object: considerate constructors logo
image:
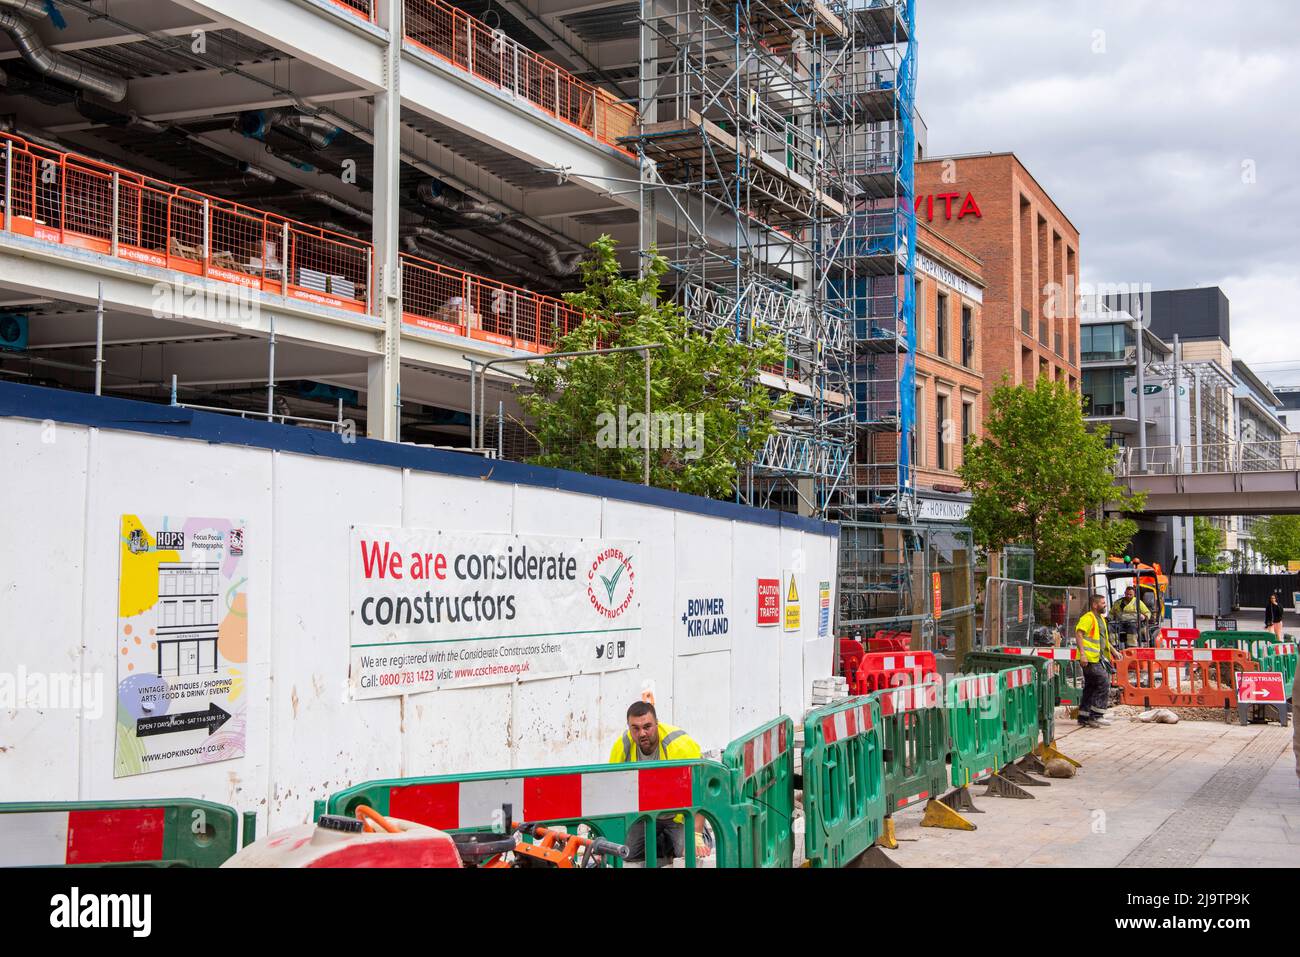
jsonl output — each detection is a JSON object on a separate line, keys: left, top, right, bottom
{"left": 586, "top": 548, "right": 635, "bottom": 619}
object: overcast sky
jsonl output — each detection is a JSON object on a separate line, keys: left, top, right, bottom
{"left": 916, "top": 0, "right": 1300, "bottom": 388}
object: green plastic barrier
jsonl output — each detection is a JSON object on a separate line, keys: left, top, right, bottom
{"left": 325, "top": 758, "right": 747, "bottom": 868}
{"left": 965, "top": 651, "right": 1055, "bottom": 747}
{"left": 1253, "top": 641, "right": 1297, "bottom": 692}
{"left": 802, "top": 696, "right": 886, "bottom": 868}
{"left": 0, "top": 799, "right": 243, "bottom": 867}
{"left": 992, "top": 645, "right": 1082, "bottom": 712}
{"left": 872, "top": 682, "right": 948, "bottom": 815}
{"left": 998, "top": 665, "right": 1039, "bottom": 763}
{"left": 945, "top": 672, "right": 1003, "bottom": 787}
{"left": 721, "top": 715, "right": 795, "bottom": 868}
{"left": 1198, "top": 630, "right": 1274, "bottom": 659}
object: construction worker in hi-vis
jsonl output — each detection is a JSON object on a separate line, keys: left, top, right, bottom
{"left": 609, "top": 700, "right": 710, "bottom": 863}
{"left": 1074, "top": 594, "right": 1116, "bottom": 729}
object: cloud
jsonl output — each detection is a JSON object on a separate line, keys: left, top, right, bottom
{"left": 916, "top": 0, "right": 1299, "bottom": 365}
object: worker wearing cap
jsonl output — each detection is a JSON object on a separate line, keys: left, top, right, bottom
{"left": 1074, "top": 593, "right": 1116, "bottom": 728}
{"left": 1116, "top": 586, "right": 1151, "bottom": 619}
{"left": 610, "top": 700, "right": 710, "bottom": 864}
{"left": 1114, "top": 586, "right": 1152, "bottom": 648}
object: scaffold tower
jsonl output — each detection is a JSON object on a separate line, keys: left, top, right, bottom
{"left": 632, "top": 0, "right": 859, "bottom": 515}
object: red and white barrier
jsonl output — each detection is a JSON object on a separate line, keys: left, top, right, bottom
{"left": 951, "top": 673, "right": 997, "bottom": 703}
{"left": 878, "top": 682, "right": 940, "bottom": 716}
{"left": 995, "top": 646, "right": 1078, "bottom": 660}
{"left": 1125, "top": 648, "right": 1246, "bottom": 663}
{"left": 0, "top": 807, "right": 165, "bottom": 866}
{"left": 1004, "top": 666, "right": 1035, "bottom": 689}
{"left": 740, "top": 723, "right": 789, "bottom": 780}
{"left": 820, "top": 703, "right": 872, "bottom": 744}
{"left": 387, "top": 765, "right": 694, "bottom": 830}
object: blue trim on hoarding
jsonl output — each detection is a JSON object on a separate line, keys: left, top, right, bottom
{"left": 0, "top": 381, "right": 839, "bottom": 537}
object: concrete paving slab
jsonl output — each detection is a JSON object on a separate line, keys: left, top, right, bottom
{"left": 884, "top": 712, "right": 1298, "bottom": 868}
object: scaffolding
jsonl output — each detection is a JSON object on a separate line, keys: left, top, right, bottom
{"left": 632, "top": 0, "right": 860, "bottom": 514}
{"left": 828, "top": 0, "right": 918, "bottom": 521}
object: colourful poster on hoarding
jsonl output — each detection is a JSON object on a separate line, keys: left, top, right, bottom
{"left": 818, "top": 581, "right": 831, "bottom": 637}
{"left": 115, "top": 515, "right": 248, "bottom": 777}
{"left": 349, "top": 526, "right": 641, "bottom": 696}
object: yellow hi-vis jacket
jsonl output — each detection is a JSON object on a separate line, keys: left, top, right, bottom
{"left": 1074, "top": 611, "right": 1114, "bottom": 663}
{"left": 609, "top": 723, "right": 701, "bottom": 763}
{"left": 1117, "top": 598, "right": 1151, "bottom": 616}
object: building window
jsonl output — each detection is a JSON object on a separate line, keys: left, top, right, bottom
{"left": 962, "top": 401, "right": 973, "bottom": 450}
{"left": 961, "top": 305, "right": 973, "bottom": 368}
{"left": 1080, "top": 322, "right": 1133, "bottom": 362}
{"left": 935, "top": 292, "right": 948, "bottom": 359}
{"left": 936, "top": 393, "right": 949, "bottom": 470}
{"left": 1081, "top": 368, "right": 1129, "bottom": 417}
{"left": 913, "top": 386, "right": 924, "bottom": 467}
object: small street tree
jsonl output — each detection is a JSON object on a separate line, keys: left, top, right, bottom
{"left": 959, "top": 376, "right": 1145, "bottom": 585}
{"left": 518, "top": 236, "right": 790, "bottom": 498}
{"left": 1193, "top": 517, "right": 1231, "bottom": 573}
{"left": 1251, "top": 514, "right": 1300, "bottom": 569}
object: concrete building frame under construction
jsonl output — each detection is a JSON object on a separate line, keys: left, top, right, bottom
{"left": 0, "top": 0, "right": 927, "bottom": 640}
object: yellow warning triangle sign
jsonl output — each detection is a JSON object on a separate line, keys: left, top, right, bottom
{"left": 787, "top": 577, "right": 799, "bottom": 603}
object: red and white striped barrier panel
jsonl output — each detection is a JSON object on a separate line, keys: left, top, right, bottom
{"left": 994, "top": 646, "right": 1079, "bottom": 661}
{"left": 1157, "top": 627, "right": 1200, "bottom": 649}
{"left": 0, "top": 807, "right": 166, "bottom": 866}
{"left": 1003, "top": 666, "right": 1035, "bottom": 690}
{"left": 878, "top": 681, "right": 940, "bottom": 716}
{"left": 1125, "top": 648, "right": 1248, "bottom": 663}
{"left": 385, "top": 766, "right": 694, "bottom": 830}
{"left": 820, "top": 702, "right": 873, "bottom": 744}
{"left": 856, "top": 650, "right": 937, "bottom": 693}
{"left": 950, "top": 673, "right": 998, "bottom": 703}
{"left": 740, "top": 723, "right": 789, "bottom": 780}
{"left": 893, "top": 789, "right": 930, "bottom": 809}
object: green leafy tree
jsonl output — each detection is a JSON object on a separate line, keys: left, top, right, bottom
{"left": 958, "top": 376, "right": 1145, "bottom": 585}
{"left": 1251, "top": 514, "right": 1300, "bottom": 568}
{"left": 518, "top": 236, "right": 790, "bottom": 498}
{"left": 1193, "top": 517, "right": 1231, "bottom": 572}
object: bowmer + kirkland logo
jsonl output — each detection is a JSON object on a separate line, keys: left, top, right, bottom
{"left": 586, "top": 548, "right": 635, "bottom": 620}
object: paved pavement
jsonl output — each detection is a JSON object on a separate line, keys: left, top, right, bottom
{"left": 884, "top": 714, "right": 1299, "bottom": 868}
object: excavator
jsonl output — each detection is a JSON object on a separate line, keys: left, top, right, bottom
{"left": 1089, "top": 555, "right": 1168, "bottom": 648}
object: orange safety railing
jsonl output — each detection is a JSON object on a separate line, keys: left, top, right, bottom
{"left": 400, "top": 251, "right": 585, "bottom": 352}
{"left": 328, "top": 0, "right": 375, "bottom": 20}
{"left": 0, "top": 130, "right": 594, "bottom": 355}
{"left": 0, "top": 132, "right": 372, "bottom": 314}
{"left": 402, "top": 0, "right": 635, "bottom": 155}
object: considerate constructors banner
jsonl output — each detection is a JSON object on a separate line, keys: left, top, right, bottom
{"left": 349, "top": 526, "right": 642, "bottom": 697}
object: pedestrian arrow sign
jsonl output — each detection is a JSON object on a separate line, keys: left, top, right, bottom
{"left": 136, "top": 703, "right": 232, "bottom": 738}
{"left": 1236, "top": 672, "right": 1285, "bottom": 704}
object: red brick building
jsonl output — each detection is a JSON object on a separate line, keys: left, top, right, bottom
{"left": 915, "top": 153, "right": 1081, "bottom": 423}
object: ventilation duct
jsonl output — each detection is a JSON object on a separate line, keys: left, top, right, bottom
{"left": 0, "top": 11, "right": 128, "bottom": 102}
{"left": 406, "top": 225, "right": 554, "bottom": 288}
{"left": 238, "top": 109, "right": 341, "bottom": 151}
{"left": 417, "top": 179, "right": 583, "bottom": 276}
{"left": 401, "top": 235, "right": 477, "bottom": 277}
{"left": 298, "top": 190, "right": 373, "bottom": 225}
